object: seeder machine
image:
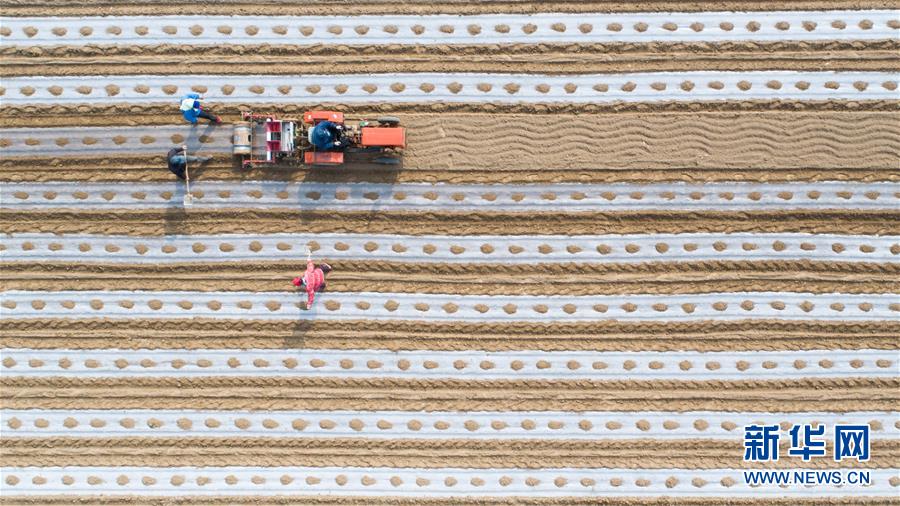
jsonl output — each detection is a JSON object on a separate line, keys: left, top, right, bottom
{"left": 232, "top": 110, "right": 406, "bottom": 169}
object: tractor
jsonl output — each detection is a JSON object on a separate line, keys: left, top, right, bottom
{"left": 232, "top": 110, "right": 405, "bottom": 169}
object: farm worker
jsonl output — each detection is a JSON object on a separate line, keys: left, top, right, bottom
{"left": 309, "top": 121, "right": 346, "bottom": 150}
{"left": 166, "top": 145, "right": 211, "bottom": 180}
{"left": 292, "top": 248, "right": 333, "bottom": 309}
{"left": 179, "top": 92, "right": 221, "bottom": 125}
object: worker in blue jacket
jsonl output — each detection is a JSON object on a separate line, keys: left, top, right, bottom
{"left": 309, "top": 121, "right": 347, "bottom": 150}
{"left": 179, "top": 93, "right": 221, "bottom": 125}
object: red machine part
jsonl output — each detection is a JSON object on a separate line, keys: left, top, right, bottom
{"left": 265, "top": 120, "right": 282, "bottom": 153}
{"left": 304, "top": 151, "right": 345, "bottom": 165}
{"left": 303, "top": 111, "right": 344, "bottom": 124}
{"left": 236, "top": 110, "right": 404, "bottom": 168}
{"left": 360, "top": 127, "right": 406, "bottom": 148}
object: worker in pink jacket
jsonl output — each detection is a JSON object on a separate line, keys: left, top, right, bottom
{"left": 292, "top": 248, "right": 332, "bottom": 309}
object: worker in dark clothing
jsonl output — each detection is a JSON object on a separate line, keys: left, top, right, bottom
{"left": 309, "top": 121, "right": 347, "bottom": 150}
{"left": 167, "top": 145, "right": 211, "bottom": 180}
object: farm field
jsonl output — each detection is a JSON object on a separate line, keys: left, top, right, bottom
{"left": 0, "top": 0, "right": 898, "bottom": 503}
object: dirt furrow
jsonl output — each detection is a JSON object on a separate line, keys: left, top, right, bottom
{"left": 3, "top": 437, "right": 896, "bottom": 469}
{"left": 3, "top": 209, "right": 896, "bottom": 235}
{"left": 2, "top": 319, "right": 896, "bottom": 352}
{"left": 5, "top": 44, "right": 899, "bottom": 77}
{"left": 2, "top": 261, "right": 897, "bottom": 294}
{"left": 7, "top": 40, "right": 898, "bottom": 60}
{"left": 3, "top": 376, "right": 896, "bottom": 411}
{"left": 1, "top": 0, "right": 895, "bottom": 16}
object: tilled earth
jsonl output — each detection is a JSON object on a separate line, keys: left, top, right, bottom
{"left": 0, "top": 1, "right": 898, "bottom": 504}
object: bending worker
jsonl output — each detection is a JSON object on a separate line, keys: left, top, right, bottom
{"left": 166, "top": 145, "right": 211, "bottom": 180}
{"left": 180, "top": 92, "right": 221, "bottom": 125}
{"left": 309, "top": 121, "right": 346, "bottom": 150}
{"left": 292, "top": 248, "right": 333, "bottom": 309}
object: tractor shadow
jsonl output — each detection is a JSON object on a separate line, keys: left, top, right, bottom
{"left": 232, "top": 151, "right": 404, "bottom": 185}
{"left": 246, "top": 150, "right": 404, "bottom": 231}
{"left": 298, "top": 157, "right": 403, "bottom": 234}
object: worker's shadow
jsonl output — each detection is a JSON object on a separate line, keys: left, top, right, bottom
{"left": 181, "top": 122, "right": 219, "bottom": 180}
{"left": 283, "top": 299, "right": 320, "bottom": 349}
{"left": 285, "top": 316, "right": 313, "bottom": 349}
{"left": 163, "top": 185, "right": 190, "bottom": 236}
{"left": 162, "top": 123, "right": 220, "bottom": 236}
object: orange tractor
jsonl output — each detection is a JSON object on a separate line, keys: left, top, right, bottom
{"left": 232, "top": 110, "right": 405, "bottom": 168}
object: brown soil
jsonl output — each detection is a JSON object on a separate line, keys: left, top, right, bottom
{"left": 2, "top": 319, "right": 896, "bottom": 353}
{"left": 9, "top": 260, "right": 889, "bottom": 295}
{"left": 2, "top": 209, "right": 895, "bottom": 236}
{"left": 2, "top": 112, "right": 897, "bottom": 184}
{"left": 3, "top": 13, "right": 897, "bottom": 484}
{"left": 3, "top": 376, "right": 896, "bottom": 411}
{"left": 3, "top": 437, "right": 896, "bottom": 469}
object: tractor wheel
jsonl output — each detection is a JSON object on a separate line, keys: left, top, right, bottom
{"left": 376, "top": 116, "right": 401, "bottom": 126}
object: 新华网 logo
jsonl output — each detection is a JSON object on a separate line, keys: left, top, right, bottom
{"left": 743, "top": 423, "right": 870, "bottom": 462}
